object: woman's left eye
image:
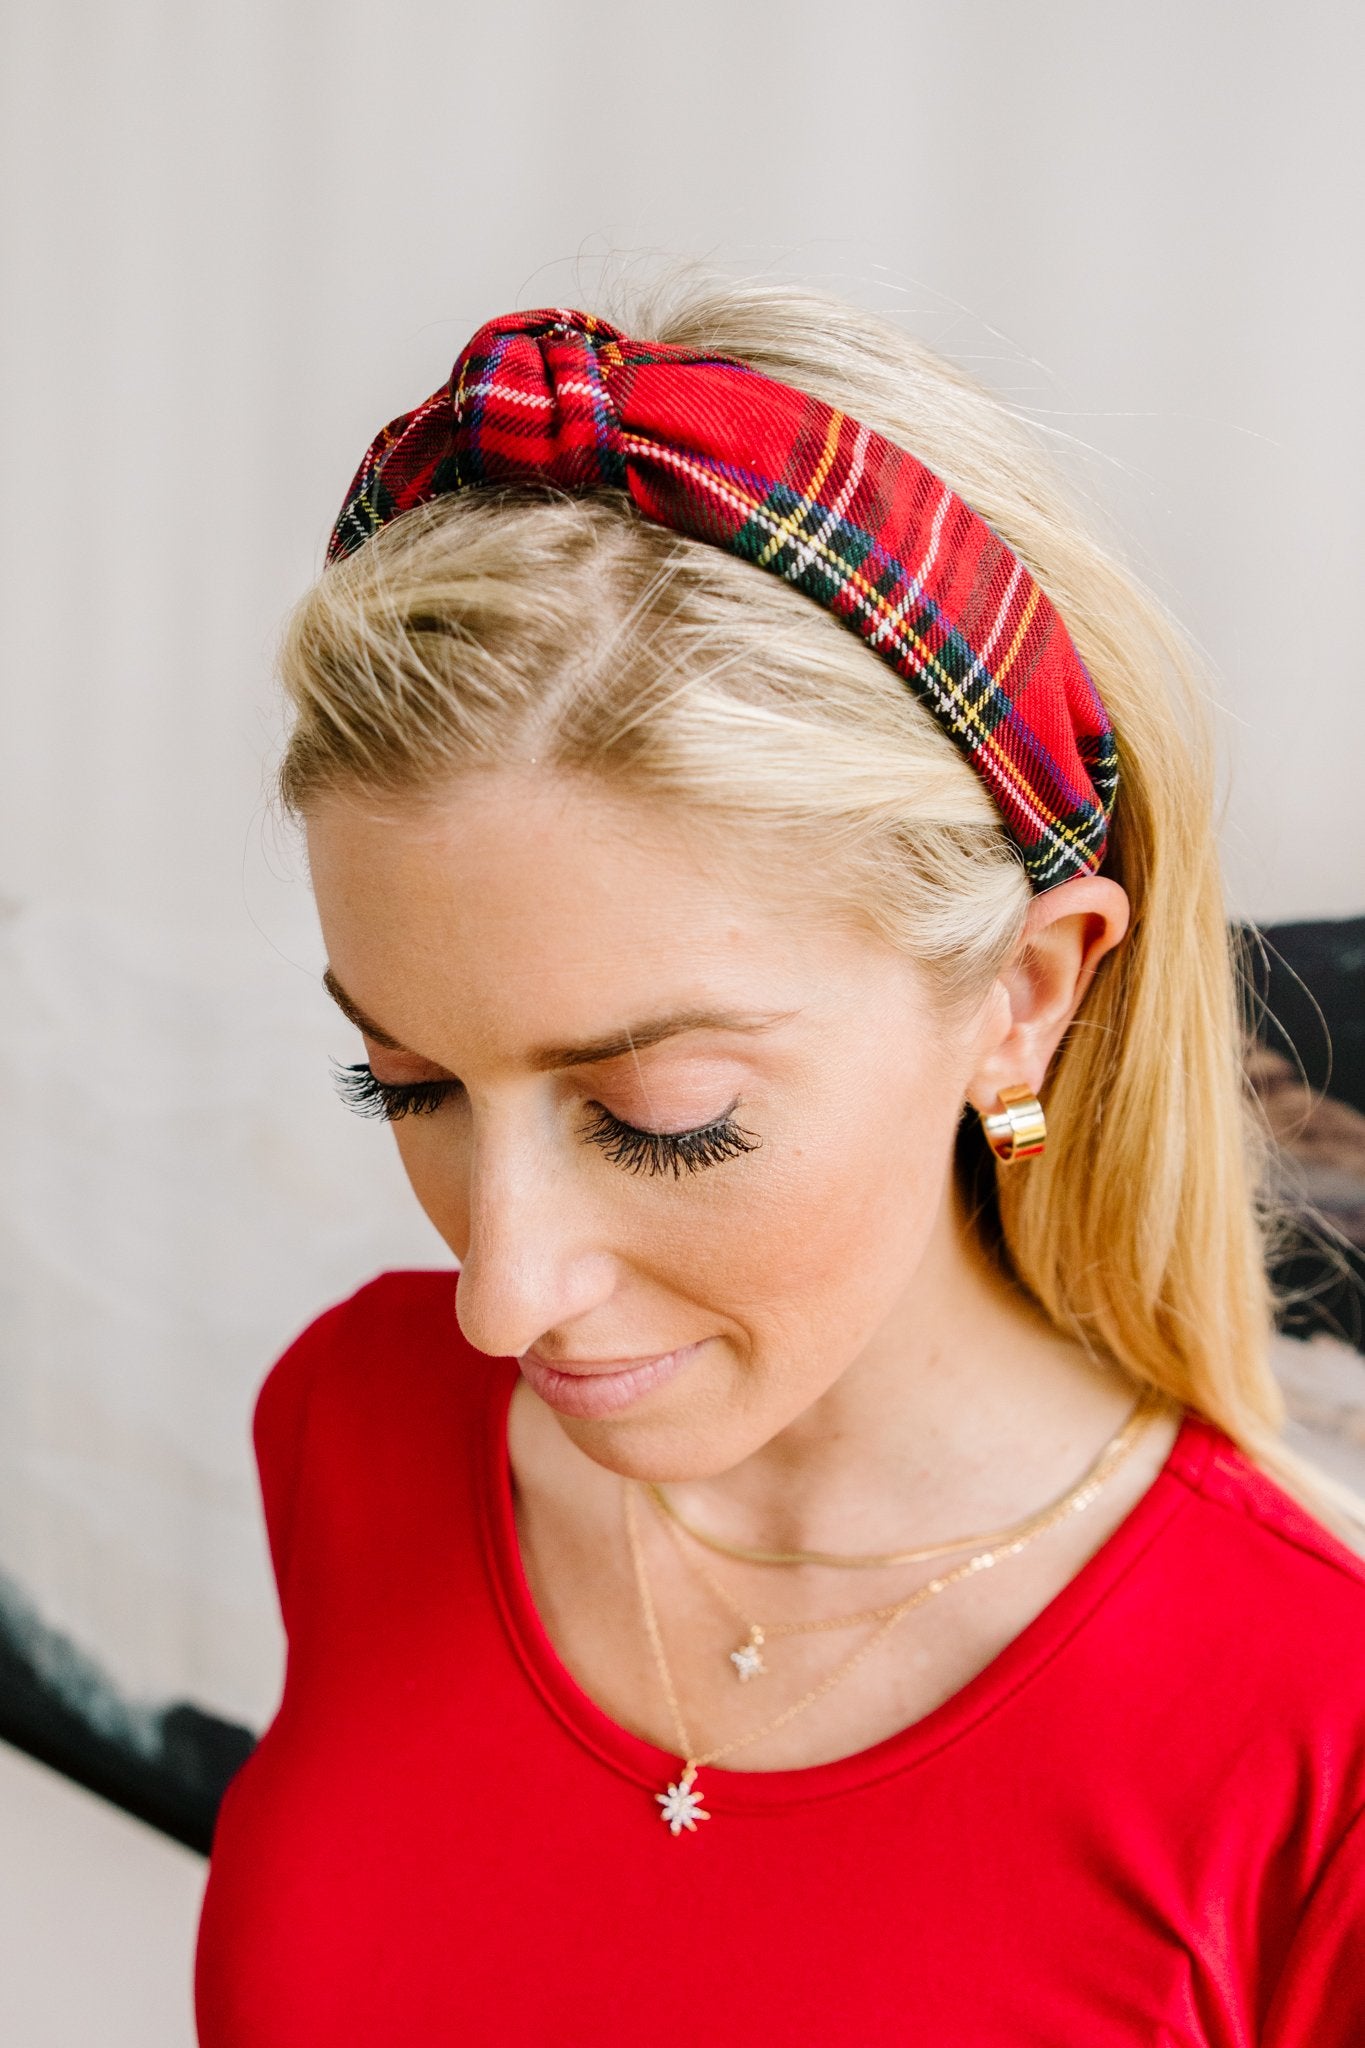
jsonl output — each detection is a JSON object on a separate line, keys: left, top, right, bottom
{"left": 578, "top": 1100, "right": 761, "bottom": 1178}
{"left": 330, "top": 1060, "right": 760, "bottom": 1177}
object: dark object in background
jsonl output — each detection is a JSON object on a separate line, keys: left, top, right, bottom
{"left": 1241, "top": 918, "right": 1365, "bottom": 1352}
{"left": 1244, "top": 919, "right": 1365, "bottom": 1116}
{"left": 0, "top": 1570, "right": 254, "bottom": 1854}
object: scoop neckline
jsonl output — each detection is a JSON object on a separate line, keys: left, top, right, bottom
{"left": 476, "top": 1360, "right": 1212, "bottom": 1814}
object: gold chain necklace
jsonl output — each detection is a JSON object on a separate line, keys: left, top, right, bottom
{"left": 649, "top": 1484, "right": 926, "bottom": 1682}
{"left": 625, "top": 1392, "right": 1162, "bottom": 1834}
{"left": 644, "top": 1383, "right": 1168, "bottom": 1570}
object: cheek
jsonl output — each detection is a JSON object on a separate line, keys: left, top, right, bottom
{"left": 387, "top": 1114, "right": 473, "bottom": 1250}
{"left": 647, "top": 1056, "right": 961, "bottom": 1390}
{"left": 631, "top": 1064, "right": 964, "bottom": 1468}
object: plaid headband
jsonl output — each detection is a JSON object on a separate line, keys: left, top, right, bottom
{"left": 327, "top": 307, "right": 1117, "bottom": 891}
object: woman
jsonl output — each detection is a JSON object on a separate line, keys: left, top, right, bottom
{"left": 194, "top": 275, "right": 1365, "bottom": 2044}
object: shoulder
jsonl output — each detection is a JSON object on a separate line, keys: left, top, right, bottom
{"left": 1158, "top": 1410, "right": 1365, "bottom": 1766}
{"left": 265, "top": 1264, "right": 463, "bottom": 1363}
{"left": 249, "top": 1268, "right": 503, "bottom": 1619}
{"left": 1168, "top": 1409, "right": 1365, "bottom": 1602}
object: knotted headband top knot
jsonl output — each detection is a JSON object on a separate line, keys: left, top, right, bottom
{"left": 327, "top": 307, "right": 1118, "bottom": 892}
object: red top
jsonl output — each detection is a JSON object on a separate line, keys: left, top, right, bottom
{"left": 195, "top": 1269, "right": 1365, "bottom": 2046}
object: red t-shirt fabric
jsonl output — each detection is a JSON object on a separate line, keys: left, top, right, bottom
{"left": 194, "top": 1268, "right": 1365, "bottom": 2046}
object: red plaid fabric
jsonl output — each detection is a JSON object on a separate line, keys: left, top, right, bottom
{"left": 327, "top": 308, "right": 1117, "bottom": 891}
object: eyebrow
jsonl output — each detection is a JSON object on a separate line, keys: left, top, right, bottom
{"left": 321, "top": 967, "right": 793, "bottom": 1071}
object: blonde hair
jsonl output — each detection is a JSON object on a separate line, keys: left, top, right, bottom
{"left": 277, "top": 266, "right": 1365, "bottom": 1549}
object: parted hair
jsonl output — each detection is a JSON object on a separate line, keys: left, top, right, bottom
{"left": 276, "top": 265, "right": 1365, "bottom": 1548}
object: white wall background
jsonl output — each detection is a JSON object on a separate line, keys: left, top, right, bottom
{"left": 2, "top": 1, "right": 1362, "bottom": 1735}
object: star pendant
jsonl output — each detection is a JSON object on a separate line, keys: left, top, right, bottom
{"left": 656, "top": 1765, "right": 710, "bottom": 1835}
{"left": 729, "top": 1634, "right": 767, "bottom": 1682}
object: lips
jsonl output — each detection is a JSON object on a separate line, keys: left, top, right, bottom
{"left": 517, "top": 1339, "right": 707, "bottom": 1420}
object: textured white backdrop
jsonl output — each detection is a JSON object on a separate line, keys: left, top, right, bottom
{"left": 2, "top": 0, "right": 1362, "bottom": 1732}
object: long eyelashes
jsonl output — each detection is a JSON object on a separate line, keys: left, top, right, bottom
{"left": 330, "top": 1060, "right": 456, "bottom": 1122}
{"left": 576, "top": 1100, "right": 761, "bottom": 1178}
{"left": 329, "top": 1060, "right": 761, "bottom": 1178}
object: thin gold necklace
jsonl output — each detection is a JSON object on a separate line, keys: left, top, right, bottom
{"left": 624, "top": 1391, "right": 1160, "bottom": 1834}
{"left": 645, "top": 1384, "right": 1168, "bottom": 1571}
{"left": 649, "top": 1483, "right": 926, "bottom": 1682}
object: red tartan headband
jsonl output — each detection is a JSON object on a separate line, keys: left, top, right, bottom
{"left": 326, "top": 307, "right": 1118, "bottom": 892}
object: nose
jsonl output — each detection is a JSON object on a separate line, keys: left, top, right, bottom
{"left": 451, "top": 1110, "right": 618, "bottom": 1361}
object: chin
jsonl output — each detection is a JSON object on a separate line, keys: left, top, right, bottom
{"left": 550, "top": 1394, "right": 772, "bottom": 1487}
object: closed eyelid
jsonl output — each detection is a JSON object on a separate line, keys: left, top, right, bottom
{"left": 642, "top": 1095, "right": 742, "bottom": 1140}
{"left": 586, "top": 1052, "right": 748, "bottom": 1136}
{"left": 580, "top": 1098, "right": 761, "bottom": 1176}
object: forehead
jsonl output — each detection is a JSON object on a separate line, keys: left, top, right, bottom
{"left": 303, "top": 771, "right": 904, "bottom": 1061}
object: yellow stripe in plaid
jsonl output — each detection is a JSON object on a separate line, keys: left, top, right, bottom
{"left": 354, "top": 399, "right": 444, "bottom": 541}
{"left": 994, "top": 583, "right": 1042, "bottom": 690}
{"left": 623, "top": 433, "right": 1096, "bottom": 869}
{"left": 755, "top": 410, "right": 845, "bottom": 571}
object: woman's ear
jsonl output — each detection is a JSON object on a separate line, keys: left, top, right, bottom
{"left": 964, "top": 875, "right": 1130, "bottom": 1115}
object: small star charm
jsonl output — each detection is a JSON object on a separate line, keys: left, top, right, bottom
{"left": 656, "top": 1765, "right": 710, "bottom": 1835}
{"left": 729, "top": 1630, "right": 767, "bottom": 1682}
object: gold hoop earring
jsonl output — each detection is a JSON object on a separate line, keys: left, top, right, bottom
{"left": 979, "top": 1084, "right": 1047, "bottom": 1164}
